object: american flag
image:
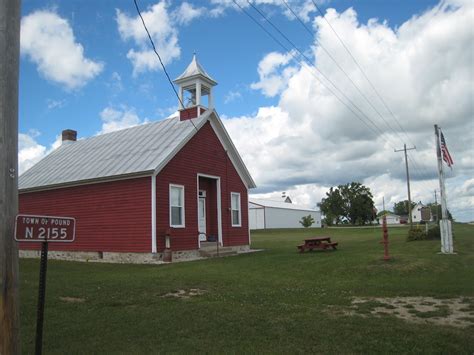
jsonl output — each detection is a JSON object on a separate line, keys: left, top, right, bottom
{"left": 440, "top": 131, "right": 454, "bottom": 168}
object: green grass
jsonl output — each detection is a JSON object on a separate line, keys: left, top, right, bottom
{"left": 19, "top": 223, "right": 474, "bottom": 354}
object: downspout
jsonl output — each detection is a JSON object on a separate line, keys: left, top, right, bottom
{"left": 151, "top": 174, "right": 157, "bottom": 253}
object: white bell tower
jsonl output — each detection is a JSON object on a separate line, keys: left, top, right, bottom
{"left": 173, "top": 54, "right": 217, "bottom": 121}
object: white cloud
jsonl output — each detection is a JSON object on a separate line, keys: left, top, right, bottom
{"left": 172, "top": 2, "right": 205, "bottom": 25}
{"left": 116, "top": 2, "right": 180, "bottom": 75}
{"left": 107, "top": 72, "right": 124, "bottom": 94}
{"left": 210, "top": 0, "right": 317, "bottom": 21}
{"left": 224, "top": 90, "right": 242, "bottom": 104}
{"left": 224, "top": 0, "right": 474, "bottom": 221}
{"left": 21, "top": 10, "right": 104, "bottom": 90}
{"left": 46, "top": 99, "right": 66, "bottom": 110}
{"left": 250, "top": 51, "right": 297, "bottom": 97}
{"left": 99, "top": 106, "right": 147, "bottom": 134}
{"left": 18, "top": 132, "right": 61, "bottom": 175}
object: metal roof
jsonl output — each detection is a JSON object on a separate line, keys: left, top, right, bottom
{"left": 249, "top": 198, "right": 319, "bottom": 212}
{"left": 174, "top": 54, "right": 217, "bottom": 85}
{"left": 19, "top": 113, "right": 210, "bottom": 191}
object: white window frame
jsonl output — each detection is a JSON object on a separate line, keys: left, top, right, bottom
{"left": 231, "top": 192, "right": 242, "bottom": 227}
{"left": 170, "top": 184, "right": 185, "bottom": 228}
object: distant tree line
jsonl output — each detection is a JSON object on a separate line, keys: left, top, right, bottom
{"left": 383, "top": 200, "right": 452, "bottom": 221}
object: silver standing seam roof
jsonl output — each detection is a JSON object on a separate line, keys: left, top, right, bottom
{"left": 174, "top": 54, "right": 217, "bottom": 85}
{"left": 19, "top": 110, "right": 257, "bottom": 191}
{"left": 19, "top": 113, "right": 210, "bottom": 191}
{"left": 249, "top": 198, "right": 319, "bottom": 212}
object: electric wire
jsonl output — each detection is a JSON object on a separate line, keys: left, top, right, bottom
{"left": 310, "top": 0, "right": 438, "bottom": 184}
{"left": 278, "top": 1, "right": 438, "bottom": 196}
{"left": 310, "top": 0, "right": 416, "bottom": 149}
{"left": 245, "top": 0, "right": 405, "bottom": 148}
{"left": 237, "top": 1, "right": 438, "bottom": 199}
{"left": 235, "top": 0, "right": 396, "bottom": 148}
{"left": 133, "top": 0, "right": 199, "bottom": 132}
{"left": 282, "top": 0, "right": 405, "bottom": 143}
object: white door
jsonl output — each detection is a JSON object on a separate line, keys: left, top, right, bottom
{"left": 198, "top": 197, "right": 206, "bottom": 241}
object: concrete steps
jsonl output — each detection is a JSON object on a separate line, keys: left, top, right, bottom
{"left": 199, "top": 243, "right": 237, "bottom": 258}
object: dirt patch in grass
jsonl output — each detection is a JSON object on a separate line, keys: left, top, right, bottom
{"left": 350, "top": 297, "right": 474, "bottom": 328}
{"left": 59, "top": 296, "right": 86, "bottom": 303}
{"left": 161, "top": 288, "right": 207, "bottom": 299}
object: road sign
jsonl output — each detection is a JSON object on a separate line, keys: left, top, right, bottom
{"left": 15, "top": 214, "right": 75, "bottom": 242}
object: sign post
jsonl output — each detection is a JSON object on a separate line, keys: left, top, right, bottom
{"left": 15, "top": 214, "right": 76, "bottom": 355}
{"left": 35, "top": 241, "right": 49, "bottom": 355}
{"left": 380, "top": 215, "right": 390, "bottom": 261}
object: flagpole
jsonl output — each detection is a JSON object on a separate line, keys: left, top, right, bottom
{"left": 434, "top": 124, "right": 453, "bottom": 253}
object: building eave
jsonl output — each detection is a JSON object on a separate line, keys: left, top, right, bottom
{"left": 18, "top": 171, "right": 153, "bottom": 194}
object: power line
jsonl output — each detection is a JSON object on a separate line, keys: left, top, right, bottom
{"left": 238, "top": 0, "right": 397, "bottom": 148}
{"left": 281, "top": 0, "right": 437, "bottom": 194}
{"left": 310, "top": 0, "right": 416, "bottom": 148}
{"left": 133, "top": 0, "right": 199, "bottom": 132}
{"left": 282, "top": 0, "right": 406, "bottom": 144}
{"left": 311, "top": 0, "right": 437, "bottom": 181}
{"left": 237, "top": 1, "right": 439, "bottom": 202}
{"left": 231, "top": 1, "right": 384, "bottom": 139}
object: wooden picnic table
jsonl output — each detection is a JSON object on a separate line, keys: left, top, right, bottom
{"left": 297, "top": 236, "right": 338, "bottom": 253}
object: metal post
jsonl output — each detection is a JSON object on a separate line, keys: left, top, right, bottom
{"left": 395, "top": 144, "right": 416, "bottom": 228}
{"left": 35, "top": 242, "right": 49, "bottom": 355}
{"left": 381, "top": 215, "right": 390, "bottom": 260}
{"left": 0, "top": 0, "right": 21, "bottom": 353}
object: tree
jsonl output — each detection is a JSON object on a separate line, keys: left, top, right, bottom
{"left": 320, "top": 187, "right": 344, "bottom": 225}
{"left": 299, "top": 215, "right": 315, "bottom": 228}
{"left": 426, "top": 203, "right": 453, "bottom": 221}
{"left": 320, "top": 182, "right": 376, "bottom": 225}
{"left": 393, "top": 200, "right": 416, "bottom": 216}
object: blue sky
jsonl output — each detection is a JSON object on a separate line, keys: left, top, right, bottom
{"left": 19, "top": 0, "right": 474, "bottom": 221}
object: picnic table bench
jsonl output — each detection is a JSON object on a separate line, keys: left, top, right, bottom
{"left": 297, "top": 236, "right": 338, "bottom": 253}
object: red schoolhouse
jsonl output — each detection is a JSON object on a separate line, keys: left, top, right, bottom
{"left": 19, "top": 56, "right": 256, "bottom": 262}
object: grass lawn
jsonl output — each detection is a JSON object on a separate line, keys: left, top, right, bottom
{"left": 19, "top": 223, "right": 474, "bottom": 354}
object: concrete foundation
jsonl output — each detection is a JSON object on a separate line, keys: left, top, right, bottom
{"left": 19, "top": 244, "right": 251, "bottom": 264}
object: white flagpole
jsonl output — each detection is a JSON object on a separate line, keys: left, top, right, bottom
{"left": 434, "top": 124, "right": 454, "bottom": 253}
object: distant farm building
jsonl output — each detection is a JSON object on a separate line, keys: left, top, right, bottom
{"left": 18, "top": 55, "right": 256, "bottom": 263}
{"left": 249, "top": 198, "right": 321, "bottom": 229}
{"left": 412, "top": 202, "right": 432, "bottom": 222}
{"left": 384, "top": 213, "right": 401, "bottom": 225}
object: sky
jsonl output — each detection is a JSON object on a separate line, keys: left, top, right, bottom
{"left": 19, "top": 0, "right": 474, "bottom": 221}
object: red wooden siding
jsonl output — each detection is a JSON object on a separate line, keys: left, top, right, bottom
{"left": 156, "top": 121, "right": 249, "bottom": 251}
{"left": 19, "top": 177, "right": 152, "bottom": 253}
{"left": 179, "top": 106, "right": 206, "bottom": 121}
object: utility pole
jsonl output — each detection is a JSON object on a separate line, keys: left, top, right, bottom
{"left": 0, "top": 0, "right": 22, "bottom": 353}
{"left": 394, "top": 144, "right": 416, "bottom": 228}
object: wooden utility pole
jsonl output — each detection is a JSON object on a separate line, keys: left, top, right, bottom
{"left": 394, "top": 144, "right": 416, "bottom": 228}
{"left": 0, "top": 0, "right": 21, "bottom": 353}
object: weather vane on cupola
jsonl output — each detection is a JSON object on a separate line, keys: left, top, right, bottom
{"left": 173, "top": 53, "right": 217, "bottom": 120}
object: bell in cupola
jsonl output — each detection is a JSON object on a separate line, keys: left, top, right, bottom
{"left": 173, "top": 54, "right": 217, "bottom": 121}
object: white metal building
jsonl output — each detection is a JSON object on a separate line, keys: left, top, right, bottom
{"left": 384, "top": 213, "right": 401, "bottom": 225}
{"left": 249, "top": 198, "right": 321, "bottom": 229}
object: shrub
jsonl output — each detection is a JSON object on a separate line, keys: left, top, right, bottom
{"left": 427, "top": 225, "right": 441, "bottom": 240}
{"left": 407, "top": 228, "right": 427, "bottom": 241}
{"left": 300, "top": 215, "right": 315, "bottom": 228}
